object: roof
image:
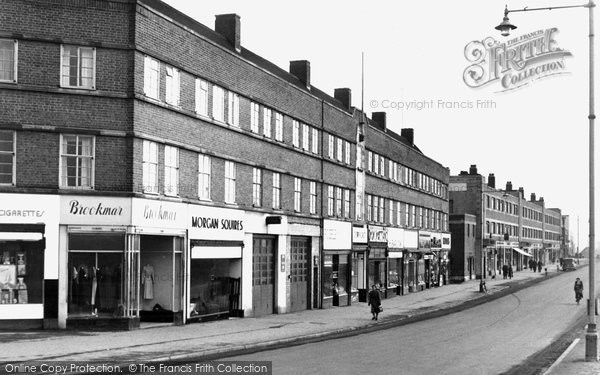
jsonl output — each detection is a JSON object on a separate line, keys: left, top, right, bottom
{"left": 138, "top": 0, "right": 349, "bottom": 112}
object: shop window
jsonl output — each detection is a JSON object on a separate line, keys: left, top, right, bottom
{"left": 0, "top": 240, "right": 44, "bottom": 304}
{"left": 190, "top": 258, "right": 240, "bottom": 317}
{"left": 67, "top": 233, "right": 125, "bottom": 317}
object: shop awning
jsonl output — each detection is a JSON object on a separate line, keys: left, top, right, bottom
{"left": 191, "top": 246, "right": 241, "bottom": 259}
{"left": 0, "top": 232, "right": 43, "bottom": 241}
{"left": 513, "top": 248, "right": 533, "bottom": 257}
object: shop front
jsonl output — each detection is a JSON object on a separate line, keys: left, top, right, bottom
{"left": 403, "top": 229, "right": 419, "bottom": 293}
{"left": 417, "top": 231, "right": 434, "bottom": 290}
{"left": 59, "top": 196, "right": 132, "bottom": 329}
{"left": 387, "top": 227, "right": 404, "bottom": 296}
{"left": 322, "top": 220, "right": 351, "bottom": 308}
{"left": 0, "top": 193, "right": 59, "bottom": 329}
{"left": 367, "top": 225, "right": 389, "bottom": 298}
{"left": 428, "top": 232, "right": 442, "bottom": 287}
{"left": 352, "top": 225, "right": 368, "bottom": 302}
{"left": 188, "top": 204, "right": 244, "bottom": 321}
{"left": 440, "top": 233, "right": 451, "bottom": 285}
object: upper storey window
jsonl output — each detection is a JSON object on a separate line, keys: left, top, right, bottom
{"left": 0, "top": 39, "right": 17, "bottom": 83}
{"left": 61, "top": 45, "right": 95, "bottom": 89}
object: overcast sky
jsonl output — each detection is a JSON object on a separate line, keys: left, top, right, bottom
{"left": 162, "top": 0, "right": 598, "bottom": 250}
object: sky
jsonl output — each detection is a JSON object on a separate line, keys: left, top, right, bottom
{"left": 162, "top": 0, "right": 598, "bottom": 251}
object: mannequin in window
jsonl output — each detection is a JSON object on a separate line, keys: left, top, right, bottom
{"left": 91, "top": 266, "right": 101, "bottom": 315}
{"left": 142, "top": 264, "right": 155, "bottom": 300}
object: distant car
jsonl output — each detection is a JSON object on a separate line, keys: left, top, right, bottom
{"left": 562, "top": 258, "right": 576, "bottom": 271}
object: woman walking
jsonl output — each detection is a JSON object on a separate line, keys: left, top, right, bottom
{"left": 367, "top": 284, "right": 382, "bottom": 321}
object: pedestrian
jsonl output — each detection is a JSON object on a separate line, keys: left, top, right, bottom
{"left": 367, "top": 284, "right": 382, "bottom": 321}
{"left": 537, "top": 260, "right": 542, "bottom": 273}
{"left": 502, "top": 264, "right": 508, "bottom": 279}
{"left": 574, "top": 277, "right": 584, "bottom": 305}
{"left": 508, "top": 265, "right": 513, "bottom": 279}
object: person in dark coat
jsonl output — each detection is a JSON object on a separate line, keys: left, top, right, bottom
{"left": 574, "top": 277, "right": 584, "bottom": 304}
{"left": 537, "top": 261, "right": 542, "bottom": 273}
{"left": 367, "top": 284, "right": 382, "bottom": 321}
{"left": 502, "top": 264, "right": 509, "bottom": 279}
{"left": 508, "top": 265, "right": 513, "bottom": 279}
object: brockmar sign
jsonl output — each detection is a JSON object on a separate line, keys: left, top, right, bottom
{"left": 463, "top": 28, "right": 572, "bottom": 92}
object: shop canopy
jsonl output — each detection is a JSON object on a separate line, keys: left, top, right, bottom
{"left": 513, "top": 248, "right": 533, "bottom": 257}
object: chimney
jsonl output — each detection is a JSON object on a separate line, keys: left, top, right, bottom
{"left": 506, "top": 181, "right": 513, "bottom": 191}
{"left": 530, "top": 193, "right": 536, "bottom": 201}
{"left": 518, "top": 187, "right": 524, "bottom": 198}
{"left": 488, "top": 173, "right": 496, "bottom": 188}
{"left": 290, "top": 60, "right": 311, "bottom": 89}
{"left": 334, "top": 88, "right": 351, "bottom": 110}
{"left": 372, "top": 112, "right": 387, "bottom": 131}
{"left": 401, "top": 128, "right": 414, "bottom": 145}
{"left": 215, "top": 14, "right": 241, "bottom": 52}
{"left": 459, "top": 171, "right": 469, "bottom": 175}
{"left": 469, "top": 164, "right": 478, "bottom": 175}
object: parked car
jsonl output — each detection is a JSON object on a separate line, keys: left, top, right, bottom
{"left": 562, "top": 258, "right": 576, "bottom": 271}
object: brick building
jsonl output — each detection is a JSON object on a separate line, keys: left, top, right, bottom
{"left": 0, "top": 0, "right": 450, "bottom": 329}
{"left": 449, "top": 165, "right": 567, "bottom": 282}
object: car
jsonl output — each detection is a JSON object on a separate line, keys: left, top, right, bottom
{"left": 562, "top": 258, "right": 576, "bottom": 271}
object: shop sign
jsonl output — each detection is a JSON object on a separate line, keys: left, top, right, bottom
{"left": 60, "top": 196, "right": 131, "bottom": 225}
{"left": 189, "top": 205, "right": 245, "bottom": 241}
{"left": 0, "top": 194, "right": 59, "bottom": 224}
{"left": 419, "top": 231, "right": 432, "bottom": 249}
{"left": 531, "top": 243, "right": 543, "bottom": 249}
{"left": 442, "top": 233, "right": 451, "bottom": 249}
{"left": 323, "top": 220, "right": 351, "bottom": 250}
{"left": 352, "top": 225, "right": 368, "bottom": 244}
{"left": 424, "top": 254, "right": 434, "bottom": 260}
{"left": 404, "top": 229, "right": 419, "bottom": 249}
{"left": 430, "top": 233, "right": 442, "bottom": 249}
{"left": 368, "top": 225, "right": 388, "bottom": 243}
{"left": 496, "top": 241, "right": 519, "bottom": 248}
{"left": 132, "top": 198, "right": 187, "bottom": 229}
{"left": 387, "top": 228, "right": 404, "bottom": 249}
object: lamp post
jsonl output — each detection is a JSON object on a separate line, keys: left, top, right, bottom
{"left": 495, "top": 1, "right": 597, "bottom": 361}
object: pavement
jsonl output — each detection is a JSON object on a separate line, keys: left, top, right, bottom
{"left": 544, "top": 326, "right": 600, "bottom": 375}
{"left": 0, "top": 266, "right": 583, "bottom": 374}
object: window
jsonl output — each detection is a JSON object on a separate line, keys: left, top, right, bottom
{"left": 61, "top": 45, "right": 95, "bottom": 89}
{"left": 227, "top": 92, "right": 239, "bottom": 126}
{"left": 263, "top": 108, "right": 272, "bottom": 138}
{"left": 252, "top": 168, "right": 262, "bottom": 207}
{"left": 379, "top": 197, "right": 385, "bottom": 223}
{"left": 356, "top": 190, "right": 364, "bottom": 221}
{"left": 60, "top": 135, "right": 94, "bottom": 188}
{"left": 344, "top": 189, "right": 350, "bottom": 219}
{"left": 335, "top": 187, "right": 342, "bottom": 217}
{"left": 311, "top": 128, "right": 318, "bottom": 154}
{"left": 302, "top": 124, "right": 310, "bottom": 151}
{"left": 389, "top": 199, "right": 394, "bottom": 225}
{"left": 272, "top": 172, "right": 281, "bottom": 209}
{"left": 336, "top": 138, "right": 343, "bottom": 162}
{"left": 373, "top": 154, "right": 379, "bottom": 174}
{"left": 164, "top": 146, "right": 179, "bottom": 196}
{"left": 373, "top": 196, "right": 379, "bottom": 222}
{"left": 0, "top": 39, "right": 17, "bottom": 82}
{"left": 142, "top": 140, "right": 158, "bottom": 194}
{"left": 251, "top": 102, "right": 260, "bottom": 133}
{"left": 195, "top": 79, "right": 208, "bottom": 116}
{"left": 396, "top": 202, "right": 402, "bottom": 226}
{"left": 310, "top": 181, "right": 317, "bottom": 214}
{"left": 345, "top": 141, "right": 350, "bottom": 164}
{"left": 294, "top": 177, "right": 302, "bottom": 212}
{"left": 327, "top": 186, "right": 334, "bottom": 216}
{"left": 275, "top": 113, "right": 283, "bottom": 141}
{"left": 0, "top": 130, "right": 15, "bottom": 184}
{"left": 293, "top": 121, "right": 300, "bottom": 148}
{"left": 198, "top": 154, "right": 211, "bottom": 200}
{"left": 367, "top": 151, "right": 372, "bottom": 172}
{"left": 328, "top": 135, "right": 334, "bottom": 158}
{"left": 212, "top": 86, "right": 225, "bottom": 122}
{"left": 418, "top": 207, "right": 423, "bottom": 228}
{"left": 357, "top": 144, "right": 363, "bottom": 169}
{"left": 367, "top": 195, "right": 373, "bottom": 221}
{"left": 165, "top": 65, "right": 180, "bottom": 106}
{"left": 224, "top": 161, "right": 236, "bottom": 203}
{"left": 379, "top": 156, "right": 385, "bottom": 176}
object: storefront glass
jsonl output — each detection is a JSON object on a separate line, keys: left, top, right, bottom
{"left": 190, "top": 258, "right": 241, "bottom": 316}
{"left": 388, "top": 259, "right": 400, "bottom": 290}
{"left": 0, "top": 240, "right": 44, "bottom": 305}
{"left": 68, "top": 233, "right": 125, "bottom": 317}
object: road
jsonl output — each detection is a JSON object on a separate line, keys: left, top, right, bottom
{"left": 225, "top": 267, "right": 592, "bottom": 375}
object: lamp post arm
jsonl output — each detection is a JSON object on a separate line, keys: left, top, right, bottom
{"left": 506, "top": 4, "right": 590, "bottom": 14}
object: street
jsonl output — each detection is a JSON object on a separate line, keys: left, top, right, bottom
{"left": 224, "top": 268, "right": 590, "bottom": 375}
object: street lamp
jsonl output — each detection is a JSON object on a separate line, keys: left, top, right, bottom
{"left": 495, "top": 1, "right": 597, "bottom": 361}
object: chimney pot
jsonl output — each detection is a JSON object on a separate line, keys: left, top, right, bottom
{"left": 506, "top": 181, "right": 513, "bottom": 191}
{"left": 334, "top": 88, "right": 352, "bottom": 110}
{"left": 488, "top": 173, "right": 496, "bottom": 189}
{"left": 290, "top": 60, "right": 311, "bottom": 88}
{"left": 372, "top": 112, "right": 387, "bottom": 131}
{"left": 530, "top": 193, "right": 536, "bottom": 201}
{"left": 469, "top": 164, "right": 478, "bottom": 175}
{"left": 401, "top": 128, "right": 414, "bottom": 145}
{"left": 215, "top": 14, "right": 241, "bottom": 52}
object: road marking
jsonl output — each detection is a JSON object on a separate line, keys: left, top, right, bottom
{"left": 542, "top": 338, "right": 580, "bottom": 375}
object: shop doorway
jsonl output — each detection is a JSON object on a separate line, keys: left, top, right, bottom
{"left": 289, "top": 237, "right": 309, "bottom": 312}
{"left": 252, "top": 236, "right": 276, "bottom": 317}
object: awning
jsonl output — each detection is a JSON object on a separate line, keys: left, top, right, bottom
{"left": 513, "top": 248, "right": 533, "bottom": 257}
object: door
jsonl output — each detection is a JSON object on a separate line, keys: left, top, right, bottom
{"left": 289, "top": 237, "right": 309, "bottom": 312}
{"left": 252, "top": 236, "right": 275, "bottom": 317}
